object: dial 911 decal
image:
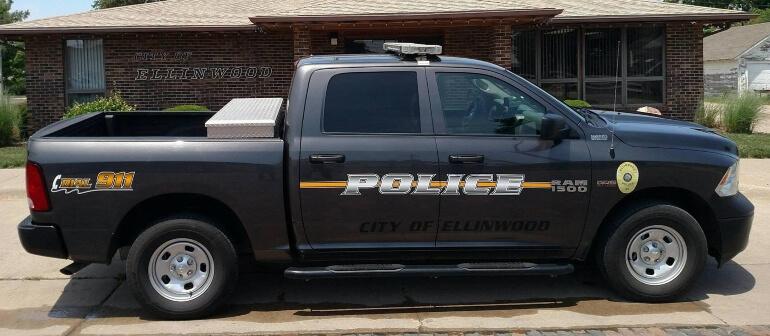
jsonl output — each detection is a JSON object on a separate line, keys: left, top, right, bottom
{"left": 51, "top": 171, "right": 135, "bottom": 195}
{"left": 300, "top": 174, "right": 587, "bottom": 196}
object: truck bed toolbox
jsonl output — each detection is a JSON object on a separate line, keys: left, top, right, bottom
{"left": 205, "top": 98, "right": 284, "bottom": 138}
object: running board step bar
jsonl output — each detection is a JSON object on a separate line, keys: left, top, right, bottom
{"left": 284, "top": 262, "right": 574, "bottom": 279}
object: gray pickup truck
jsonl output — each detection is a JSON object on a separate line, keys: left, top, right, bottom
{"left": 19, "top": 44, "right": 753, "bottom": 319}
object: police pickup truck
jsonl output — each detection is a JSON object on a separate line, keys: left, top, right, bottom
{"left": 19, "top": 43, "right": 753, "bottom": 319}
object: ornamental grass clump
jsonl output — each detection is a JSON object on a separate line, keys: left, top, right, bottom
{"left": 0, "top": 94, "right": 21, "bottom": 146}
{"left": 695, "top": 102, "right": 723, "bottom": 129}
{"left": 723, "top": 93, "right": 762, "bottom": 134}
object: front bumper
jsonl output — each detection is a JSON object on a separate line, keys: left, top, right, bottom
{"left": 713, "top": 193, "right": 754, "bottom": 265}
{"left": 18, "top": 216, "right": 68, "bottom": 259}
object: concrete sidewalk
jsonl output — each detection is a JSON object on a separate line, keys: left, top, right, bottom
{"left": 0, "top": 161, "right": 768, "bottom": 335}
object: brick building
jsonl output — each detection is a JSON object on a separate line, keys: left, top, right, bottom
{"left": 0, "top": 0, "right": 752, "bottom": 132}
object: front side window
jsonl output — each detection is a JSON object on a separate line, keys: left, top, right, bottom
{"left": 323, "top": 72, "right": 421, "bottom": 134}
{"left": 435, "top": 72, "right": 545, "bottom": 136}
{"left": 65, "top": 39, "right": 105, "bottom": 105}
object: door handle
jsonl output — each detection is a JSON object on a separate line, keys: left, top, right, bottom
{"left": 309, "top": 154, "right": 346, "bottom": 164}
{"left": 449, "top": 154, "right": 484, "bottom": 164}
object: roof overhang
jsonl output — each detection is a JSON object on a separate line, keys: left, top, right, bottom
{"left": 249, "top": 8, "right": 563, "bottom": 24}
{"left": 0, "top": 25, "right": 257, "bottom": 35}
{"left": 551, "top": 12, "right": 756, "bottom": 24}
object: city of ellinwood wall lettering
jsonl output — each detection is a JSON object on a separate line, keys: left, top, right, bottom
{"left": 135, "top": 67, "right": 273, "bottom": 81}
{"left": 133, "top": 50, "right": 273, "bottom": 81}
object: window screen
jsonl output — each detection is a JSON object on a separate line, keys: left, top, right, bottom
{"left": 323, "top": 72, "right": 421, "bottom": 134}
{"left": 66, "top": 39, "right": 105, "bottom": 105}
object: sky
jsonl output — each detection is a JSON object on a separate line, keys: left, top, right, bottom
{"left": 13, "top": 0, "right": 94, "bottom": 21}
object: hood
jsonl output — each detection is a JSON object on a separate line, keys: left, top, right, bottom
{"left": 593, "top": 110, "right": 738, "bottom": 156}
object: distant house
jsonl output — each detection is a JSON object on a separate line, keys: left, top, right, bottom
{"left": 704, "top": 22, "right": 770, "bottom": 95}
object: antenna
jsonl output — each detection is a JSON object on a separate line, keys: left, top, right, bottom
{"left": 609, "top": 40, "right": 621, "bottom": 159}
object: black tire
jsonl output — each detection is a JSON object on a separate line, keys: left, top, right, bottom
{"left": 596, "top": 203, "right": 707, "bottom": 302}
{"left": 127, "top": 216, "right": 238, "bottom": 319}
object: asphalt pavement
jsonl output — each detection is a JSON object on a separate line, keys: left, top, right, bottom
{"left": 0, "top": 160, "right": 768, "bottom": 335}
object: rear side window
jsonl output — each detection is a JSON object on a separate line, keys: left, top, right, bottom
{"left": 323, "top": 72, "right": 421, "bottom": 134}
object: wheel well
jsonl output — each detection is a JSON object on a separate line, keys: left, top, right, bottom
{"left": 111, "top": 194, "right": 252, "bottom": 257}
{"left": 589, "top": 187, "right": 719, "bottom": 260}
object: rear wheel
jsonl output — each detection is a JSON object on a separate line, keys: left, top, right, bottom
{"left": 597, "top": 203, "right": 707, "bottom": 301}
{"left": 127, "top": 216, "right": 238, "bottom": 319}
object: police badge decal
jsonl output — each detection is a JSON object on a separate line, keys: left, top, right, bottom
{"left": 616, "top": 162, "right": 639, "bottom": 194}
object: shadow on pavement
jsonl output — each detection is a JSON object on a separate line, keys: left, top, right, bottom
{"left": 40, "top": 258, "right": 755, "bottom": 321}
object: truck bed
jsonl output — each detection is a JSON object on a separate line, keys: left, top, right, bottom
{"left": 26, "top": 111, "right": 290, "bottom": 264}
{"left": 36, "top": 111, "right": 282, "bottom": 139}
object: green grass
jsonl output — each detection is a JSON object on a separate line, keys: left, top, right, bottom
{"left": 724, "top": 133, "right": 770, "bottom": 158}
{"left": 0, "top": 145, "right": 26, "bottom": 168}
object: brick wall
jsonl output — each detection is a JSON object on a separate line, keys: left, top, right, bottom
{"left": 25, "top": 35, "right": 66, "bottom": 132}
{"left": 665, "top": 22, "right": 704, "bottom": 120}
{"left": 24, "top": 29, "right": 295, "bottom": 131}
{"left": 22, "top": 22, "right": 706, "bottom": 132}
{"left": 104, "top": 30, "right": 294, "bottom": 111}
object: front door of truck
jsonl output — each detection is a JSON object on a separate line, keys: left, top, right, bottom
{"left": 426, "top": 68, "right": 591, "bottom": 258}
{"left": 299, "top": 68, "right": 439, "bottom": 251}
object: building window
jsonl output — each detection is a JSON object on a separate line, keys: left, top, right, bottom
{"left": 65, "top": 39, "right": 105, "bottom": 105}
{"left": 511, "top": 26, "right": 665, "bottom": 110}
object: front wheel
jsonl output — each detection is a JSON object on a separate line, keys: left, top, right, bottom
{"left": 127, "top": 216, "right": 238, "bottom": 319}
{"left": 597, "top": 204, "right": 707, "bottom": 302}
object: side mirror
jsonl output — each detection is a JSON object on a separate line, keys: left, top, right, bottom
{"left": 540, "top": 114, "right": 569, "bottom": 140}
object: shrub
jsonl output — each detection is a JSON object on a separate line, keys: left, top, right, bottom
{"left": 0, "top": 94, "right": 20, "bottom": 146}
{"left": 164, "top": 104, "right": 209, "bottom": 112}
{"left": 16, "top": 103, "right": 27, "bottom": 140}
{"left": 695, "top": 102, "right": 722, "bottom": 129}
{"left": 723, "top": 93, "right": 762, "bottom": 134}
{"left": 564, "top": 99, "right": 592, "bottom": 109}
{"left": 63, "top": 92, "right": 135, "bottom": 119}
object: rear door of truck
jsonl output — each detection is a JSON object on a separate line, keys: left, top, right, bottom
{"left": 298, "top": 67, "right": 438, "bottom": 251}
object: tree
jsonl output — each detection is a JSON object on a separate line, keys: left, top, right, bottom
{"left": 666, "top": 0, "right": 770, "bottom": 35}
{"left": 671, "top": 0, "right": 770, "bottom": 11}
{"left": 0, "top": 0, "right": 28, "bottom": 24}
{"left": 0, "top": 0, "right": 28, "bottom": 95}
{"left": 93, "top": 0, "right": 165, "bottom": 9}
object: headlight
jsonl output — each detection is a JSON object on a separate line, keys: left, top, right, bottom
{"left": 715, "top": 161, "right": 740, "bottom": 197}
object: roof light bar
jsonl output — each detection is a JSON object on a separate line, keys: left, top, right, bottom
{"left": 383, "top": 42, "right": 442, "bottom": 56}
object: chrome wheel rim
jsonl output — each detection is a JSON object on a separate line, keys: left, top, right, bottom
{"left": 625, "top": 225, "right": 687, "bottom": 286}
{"left": 148, "top": 238, "right": 214, "bottom": 302}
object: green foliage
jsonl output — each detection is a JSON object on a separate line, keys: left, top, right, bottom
{"left": 563, "top": 99, "right": 592, "bottom": 109}
{"left": 0, "top": 1, "right": 28, "bottom": 95}
{"left": 63, "top": 93, "right": 135, "bottom": 119}
{"left": 0, "top": 145, "right": 24, "bottom": 168}
{"left": 750, "top": 8, "right": 770, "bottom": 24}
{"left": 724, "top": 133, "right": 770, "bottom": 158}
{"left": 667, "top": 0, "right": 770, "bottom": 11}
{"left": 93, "top": 0, "right": 165, "bottom": 9}
{"left": 164, "top": 104, "right": 209, "bottom": 112}
{"left": 0, "top": 93, "right": 20, "bottom": 146}
{"left": 695, "top": 102, "right": 723, "bottom": 129}
{"left": 2, "top": 43, "right": 25, "bottom": 95}
{"left": 0, "top": 0, "right": 28, "bottom": 24}
{"left": 723, "top": 93, "right": 763, "bottom": 133}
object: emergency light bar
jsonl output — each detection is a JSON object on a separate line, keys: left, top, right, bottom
{"left": 383, "top": 42, "right": 442, "bottom": 56}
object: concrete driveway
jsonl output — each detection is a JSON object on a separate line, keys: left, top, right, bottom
{"left": 0, "top": 161, "right": 769, "bottom": 335}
